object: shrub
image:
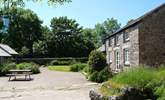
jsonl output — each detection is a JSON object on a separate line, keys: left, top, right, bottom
{"left": 50, "top": 59, "right": 77, "bottom": 65}
{"left": 88, "top": 67, "right": 111, "bottom": 83}
{"left": 154, "top": 84, "right": 165, "bottom": 100}
{"left": 99, "top": 66, "right": 165, "bottom": 99}
{"left": 83, "top": 65, "right": 92, "bottom": 74}
{"left": 70, "top": 63, "right": 87, "bottom": 72}
{"left": 89, "top": 71, "right": 99, "bottom": 82}
{"left": 1, "top": 63, "right": 16, "bottom": 75}
{"left": 88, "top": 50, "right": 106, "bottom": 71}
{"left": 16, "top": 62, "right": 40, "bottom": 74}
{"left": 111, "top": 67, "right": 155, "bottom": 88}
{"left": 97, "top": 67, "right": 111, "bottom": 83}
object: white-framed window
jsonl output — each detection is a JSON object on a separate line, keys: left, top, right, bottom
{"left": 115, "top": 51, "right": 120, "bottom": 69}
{"left": 115, "top": 35, "right": 119, "bottom": 46}
{"left": 123, "top": 32, "right": 129, "bottom": 43}
{"left": 109, "top": 51, "right": 112, "bottom": 63}
{"left": 124, "top": 49, "right": 130, "bottom": 65}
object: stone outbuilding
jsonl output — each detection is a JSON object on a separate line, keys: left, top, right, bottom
{"left": 105, "top": 3, "right": 165, "bottom": 72}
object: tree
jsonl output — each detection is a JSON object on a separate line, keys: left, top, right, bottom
{"left": 94, "top": 18, "right": 121, "bottom": 44}
{"left": 103, "top": 18, "right": 121, "bottom": 34}
{"left": 32, "top": 26, "right": 50, "bottom": 57}
{"left": 0, "top": 0, "right": 71, "bottom": 8}
{"left": 82, "top": 28, "right": 98, "bottom": 48}
{"left": 1, "top": 8, "right": 42, "bottom": 57}
{"left": 94, "top": 23, "right": 106, "bottom": 44}
{"left": 49, "top": 16, "right": 84, "bottom": 57}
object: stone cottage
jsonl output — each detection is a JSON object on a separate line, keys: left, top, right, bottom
{"left": 105, "top": 3, "right": 165, "bottom": 72}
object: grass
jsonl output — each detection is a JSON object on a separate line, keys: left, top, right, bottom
{"left": 100, "top": 80, "right": 124, "bottom": 96}
{"left": 48, "top": 65, "right": 71, "bottom": 72}
{"left": 111, "top": 67, "right": 155, "bottom": 88}
{"left": 99, "top": 66, "right": 165, "bottom": 99}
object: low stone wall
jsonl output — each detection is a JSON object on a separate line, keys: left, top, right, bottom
{"left": 89, "top": 87, "right": 152, "bottom": 100}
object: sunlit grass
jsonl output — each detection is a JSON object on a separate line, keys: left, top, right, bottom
{"left": 48, "top": 65, "right": 71, "bottom": 72}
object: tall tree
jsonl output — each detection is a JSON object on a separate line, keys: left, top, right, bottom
{"left": 94, "top": 18, "right": 121, "bottom": 44}
{"left": 82, "top": 28, "right": 100, "bottom": 48}
{"left": 1, "top": 8, "right": 42, "bottom": 57}
{"left": 50, "top": 16, "right": 83, "bottom": 57}
{"left": 103, "top": 18, "right": 121, "bottom": 34}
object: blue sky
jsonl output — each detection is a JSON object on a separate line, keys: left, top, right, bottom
{"left": 25, "top": 0, "right": 165, "bottom": 28}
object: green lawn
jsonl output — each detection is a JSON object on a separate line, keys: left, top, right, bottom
{"left": 48, "top": 65, "right": 71, "bottom": 72}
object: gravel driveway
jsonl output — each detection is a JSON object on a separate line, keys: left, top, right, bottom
{"left": 0, "top": 68, "right": 98, "bottom": 100}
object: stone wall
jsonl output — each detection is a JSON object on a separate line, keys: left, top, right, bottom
{"left": 139, "top": 5, "right": 165, "bottom": 67}
{"left": 89, "top": 87, "right": 152, "bottom": 100}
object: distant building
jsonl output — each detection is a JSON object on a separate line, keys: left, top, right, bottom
{"left": 105, "top": 3, "right": 165, "bottom": 73}
{"left": 0, "top": 44, "right": 18, "bottom": 64}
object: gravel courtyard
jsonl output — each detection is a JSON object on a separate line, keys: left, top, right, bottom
{"left": 0, "top": 68, "right": 98, "bottom": 100}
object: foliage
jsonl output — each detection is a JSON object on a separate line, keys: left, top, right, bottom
{"left": 94, "top": 18, "right": 121, "bottom": 44}
{"left": 97, "top": 67, "right": 111, "bottom": 83}
{"left": 70, "top": 63, "right": 87, "bottom": 72}
{"left": 49, "top": 59, "right": 76, "bottom": 65}
{"left": 89, "top": 71, "right": 99, "bottom": 82}
{"left": 88, "top": 67, "right": 111, "bottom": 83}
{"left": 19, "top": 46, "right": 30, "bottom": 56}
{"left": 33, "top": 40, "right": 47, "bottom": 57}
{"left": 48, "top": 16, "right": 94, "bottom": 57}
{"left": 48, "top": 65, "right": 71, "bottom": 72}
{"left": 100, "top": 66, "right": 165, "bottom": 100}
{"left": 82, "top": 28, "right": 100, "bottom": 48}
{"left": 16, "top": 62, "right": 40, "bottom": 74}
{"left": 0, "top": 0, "right": 71, "bottom": 8}
{"left": 88, "top": 50, "right": 107, "bottom": 71}
{"left": 0, "top": 62, "right": 16, "bottom": 75}
{"left": 0, "top": 8, "right": 42, "bottom": 57}
{"left": 100, "top": 80, "right": 123, "bottom": 96}
{"left": 111, "top": 67, "right": 155, "bottom": 88}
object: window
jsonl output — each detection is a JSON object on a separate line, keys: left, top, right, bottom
{"left": 124, "top": 49, "right": 130, "bottom": 65}
{"left": 115, "top": 35, "right": 119, "bottom": 46}
{"left": 109, "top": 51, "right": 112, "bottom": 63}
{"left": 123, "top": 32, "right": 129, "bottom": 42}
{"left": 115, "top": 51, "right": 120, "bottom": 69}
{"left": 109, "top": 39, "right": 112, "bottom": 46}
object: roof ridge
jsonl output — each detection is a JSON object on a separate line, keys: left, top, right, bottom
{"left": 105, "top": 2, "right": 165, "bottom": 40}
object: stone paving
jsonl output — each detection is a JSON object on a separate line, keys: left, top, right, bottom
{"left": 0, "top": 68, "right": 98, "bottom": 100}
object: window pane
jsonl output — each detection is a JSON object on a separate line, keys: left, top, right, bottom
{"left": 124, "top": 49, "right": 130, "bottom": 65}
{"left": 124, "top": 32, "right": 129, "bottom": 42}
{"left": 109, "top": 39, "right": 111, "bottom": 46}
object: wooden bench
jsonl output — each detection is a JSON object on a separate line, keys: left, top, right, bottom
{"left": 8, "top": 70, "right": 32, "bottom": 81}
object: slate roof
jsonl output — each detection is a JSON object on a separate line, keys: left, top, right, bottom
{"left": 0, "top": 44, "right": 18, "bottom": 55}
{"left": 105, "top": 3, "right": 165, "bottom": 40}
{"left": 0, "top": 48, "right": 11, "bottom": 57}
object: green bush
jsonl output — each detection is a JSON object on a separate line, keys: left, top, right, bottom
{"left": 70, "top": 63, "right": 87, "bottom": 72}
{"left": 111, "top": 67, "right": 155, "bottom": 88}
{"left": 88, "top": 67, "right": 111, "bottom": 83}
{"left": 16, "top": 62, "right": 40, "bottom": 74}
{"left": 88, "top": 50, "right": 107, "bottom": 71}
{"left": 83, "top": 65, "right": 92, "bottom": 74}
{"left": 50, "top": 59, "right": 77, "bottom": 65}
{"left": 100, "top": 66, "right": 165, "bottom": 99}
{"left": 97, "top": 67, "right": 111, "bottom": 83}
{"left": 89, "top": 71, "right": 99, "bottom": 82}
{"left": 1, "top": 63, "right": 16, "bottom": 75}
